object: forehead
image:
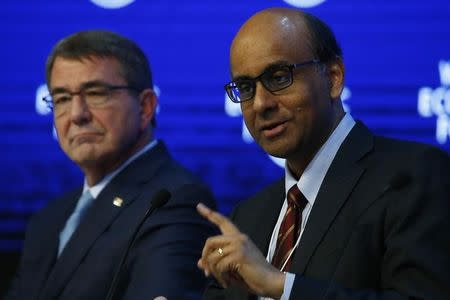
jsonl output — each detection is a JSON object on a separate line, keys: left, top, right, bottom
{"left": 49, "top": 55, "right": 125, "bottom": 89}
{"left": 230, "top": 15, "right": 312, "bottom": 77}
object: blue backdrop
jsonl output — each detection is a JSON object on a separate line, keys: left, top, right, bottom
{"left": 1, "top": 0, "right": 449, "bottom": 251}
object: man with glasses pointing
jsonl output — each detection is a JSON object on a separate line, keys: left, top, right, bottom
{"left": 6, "top": 30, "right": 216, "bottom": 300}
{"left": 198, "top": 7, "right": 450, "bottom": 300}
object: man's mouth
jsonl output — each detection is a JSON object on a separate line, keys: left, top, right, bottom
{"left": 260, "top": 121, "right": 288, "bottom": 139}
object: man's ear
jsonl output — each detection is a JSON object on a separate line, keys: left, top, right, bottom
{"left": 138, "top": 88, "right": 157, "bottom": 130}
{"left": 327, "top": 58, "right": 345, "bottom": 100}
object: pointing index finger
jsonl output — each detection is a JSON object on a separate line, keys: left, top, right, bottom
{"left": 197, "top": 203, "right": 239, "bottom": 234}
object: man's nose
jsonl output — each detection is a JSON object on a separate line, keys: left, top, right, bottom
{"left": 252, "top": 82, "right": 277, "bottom": 114}
{"left": 69, "top": 95, "right": 92, "bottom": 124}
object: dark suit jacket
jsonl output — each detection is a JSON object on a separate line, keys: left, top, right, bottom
{"left": 204, "top": 122, "right": 450, "bottom": 300}
{"left": 6, "top": 141, "right": 217, "bottom": 300}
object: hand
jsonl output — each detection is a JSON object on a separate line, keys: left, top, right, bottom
{"left": 197, "top": 203, "right": 285, "bottom": 298}
{"left": 153, "top": 297, "right": 167, "bottom": 300}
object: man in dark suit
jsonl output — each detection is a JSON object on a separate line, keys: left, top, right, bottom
{"left": 6, "top": 30, "right": 216, "bottom": 300}
{"left": 197, "top": 7, "right": 450, "bottom": 300}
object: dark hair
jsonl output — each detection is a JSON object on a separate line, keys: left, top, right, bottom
{"left": 45, "top": 30, "right": 156, "bottom": 126}
{"left": 302, "top": 12, "right": 343, "bottom": 63}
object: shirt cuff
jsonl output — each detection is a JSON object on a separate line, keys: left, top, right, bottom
{"left": 280, "top": 272, "right": 295, "bottom": 300}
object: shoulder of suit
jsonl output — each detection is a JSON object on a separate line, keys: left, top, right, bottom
{"left": 32, "top": 188, "right": 80, "bottom": 216}
{"left": 24, "top": 187, "right": 80, "bottom": 235}
{"left": 372, "top": 135, "right": 449, "bottom": 160}
{"left": 231, "top": 178, "right": 284, "bottom": 216}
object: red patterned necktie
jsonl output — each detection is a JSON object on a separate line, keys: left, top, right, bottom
{"left": 271, "top": 184, "right": 308, "bottom": 271}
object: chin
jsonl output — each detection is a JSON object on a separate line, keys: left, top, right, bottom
{"left": 68, "top": 148, "right": 99, "bottom": 166}
{"left": 261, "top": 144, "right": 291, "bottom": 159}
{"left": 71, "top": 156, "right": 97, "bottom": 167}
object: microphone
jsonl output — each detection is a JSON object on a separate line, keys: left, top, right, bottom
{"left": 105, "top": 189, "right": 171, "bottom": 300}
{"left": 321, "top": 172, "right": 412, "bottom": 299}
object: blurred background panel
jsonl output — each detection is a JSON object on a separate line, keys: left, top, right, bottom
{"left": 1, "top": 0, "right": 449, "bottom": 295}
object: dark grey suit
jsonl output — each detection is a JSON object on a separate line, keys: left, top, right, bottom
{"left": 204, "top": 122, "right": 450, "bottom": 300}
{"left": 7, "top": 141, "right": 217, "bottom": 300}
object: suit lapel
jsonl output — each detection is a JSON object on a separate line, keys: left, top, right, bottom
{"left": 228, "top": 179, "right": 284, "bottom": 300}
{"left": 290, "top": 122, "right": 373, "bottom": 274}
{"left": 251, "top": 179, "right": 285, "bottom": 256}
{"left": 250, "top": 182, "right": 284, "bottom": 300}
{"left": 39, "top": 142, "right": 172, "bottom": 299}
{"left": 31, "top": 189, "right": 81, "bottom": 299}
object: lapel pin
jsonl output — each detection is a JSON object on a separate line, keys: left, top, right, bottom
{"left": 113, "top": 197, "right": 123, "bottom": 207}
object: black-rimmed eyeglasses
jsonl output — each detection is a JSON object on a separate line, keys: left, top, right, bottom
{"left": 42, "top": 83, "right": 140, "bottom": 116}
{"left": 224, "top": 59, "right": 320, "bottom": 103}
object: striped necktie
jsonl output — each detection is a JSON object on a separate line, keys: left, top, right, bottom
{"left": 271, "top": 184, "right": 308, "bottom": 271}
{"left": 58, "top": 190, "right": 94, "bottom": 256}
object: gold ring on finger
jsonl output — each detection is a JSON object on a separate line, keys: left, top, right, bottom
{"left": 217, "top": 247, "right": 224, "bottom": 256}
